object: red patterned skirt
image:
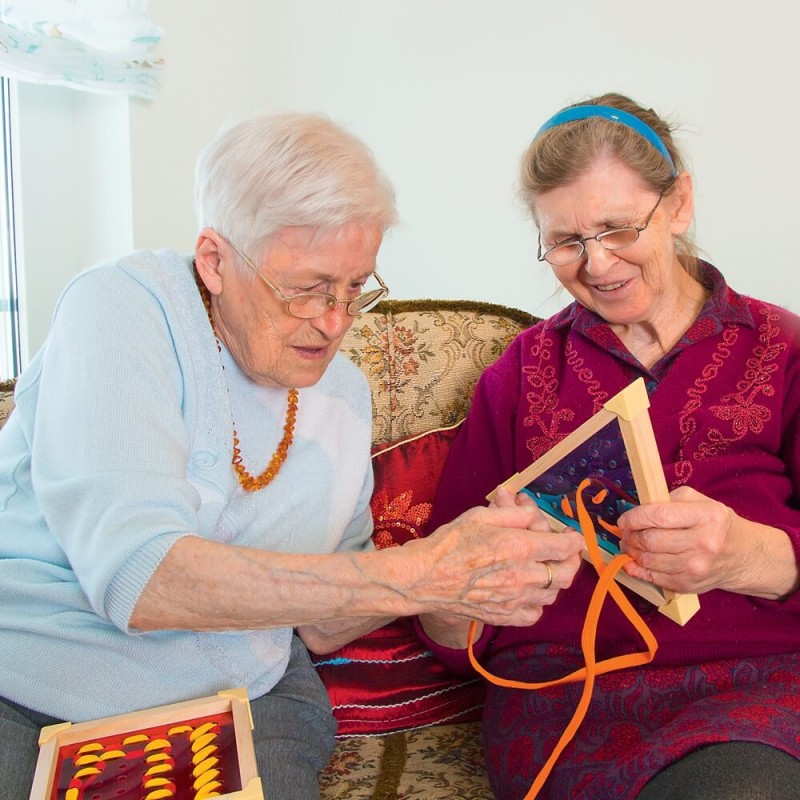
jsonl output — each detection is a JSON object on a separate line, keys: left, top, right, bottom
{"left": 481, "top": 645, "right": 800, "bottom": 800}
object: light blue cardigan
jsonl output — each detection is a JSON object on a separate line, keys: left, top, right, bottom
{"left": 0, "top": 249, "right": 374, "bottom": 721}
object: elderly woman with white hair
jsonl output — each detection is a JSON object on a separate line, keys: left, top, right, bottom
{"left": 0, "top": 112, "right": 583, "bottom": 799}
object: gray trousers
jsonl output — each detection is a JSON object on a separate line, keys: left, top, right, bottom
{"left": 0, "top": 634, "right": 336, "bottom": 800}
{"left": 637, "top": 741, "right": 800, "bottom": 800}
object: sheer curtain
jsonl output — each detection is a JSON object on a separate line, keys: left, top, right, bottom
{"left": 0, "top": 0, "right": 163, "bottom": 98}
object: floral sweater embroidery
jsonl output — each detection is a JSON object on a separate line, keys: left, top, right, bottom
{"left": 521, "top": 326, "right": 614, "bottom": 462}
{"left": 673, "top": 324, "right": 739, "bottom": 483}
{"left": 701, "top": 306, "right": 784, "bottom": 455}
{"left": 523, "top": 325, "right": 575, "bottom": 460}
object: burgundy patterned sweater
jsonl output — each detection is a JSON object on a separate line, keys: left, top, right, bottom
{"left": 420, "top": 263, "right": 800, "bottom": 799}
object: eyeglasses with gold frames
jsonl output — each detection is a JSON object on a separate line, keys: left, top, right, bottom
{"left": 228, "top": 239, "right": 389, "bottom": 319}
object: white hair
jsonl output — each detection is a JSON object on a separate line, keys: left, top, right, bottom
{"left": 194, "top": 111, "right": 398, "bottom": 258}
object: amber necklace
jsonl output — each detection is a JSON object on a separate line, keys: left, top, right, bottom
{"left": 194, "top": 266, "right": 299, "bottom": 492}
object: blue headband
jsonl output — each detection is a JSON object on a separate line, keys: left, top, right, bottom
{"left": 535, "top": 104, "right": 677, "bottom": 177}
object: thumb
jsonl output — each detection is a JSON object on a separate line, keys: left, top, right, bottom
{"left": 491, "top": 485, "right": 518, "bottom": 508}
{"left": 477, "top": 501, "right": 546, "bottom": 530}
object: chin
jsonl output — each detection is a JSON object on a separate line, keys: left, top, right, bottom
{"left": 289, "top": 362, "right": 334, "bottom": 389}
{"left": 292, "top": 375, "right": 326, "bottom": 389}
{"left": 259, "top": 350, "right": 337, "bottom": 389}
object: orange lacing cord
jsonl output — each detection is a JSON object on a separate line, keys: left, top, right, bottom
{"left": 467, "top": 478, "right": 659, "bottom": 799}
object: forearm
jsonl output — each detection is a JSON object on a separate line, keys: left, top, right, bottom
{"left": 129, "top": 536, "right": 419, "bottom": 632}
{"left": 728, "top": 518, "right": 800, "bottom": 600}
{"left": 129, "top": 504, "right": 585, "bottom": 633}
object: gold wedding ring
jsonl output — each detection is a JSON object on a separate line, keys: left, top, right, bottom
{"left": 543, "top": 560, "right": 554, "bottom": 590}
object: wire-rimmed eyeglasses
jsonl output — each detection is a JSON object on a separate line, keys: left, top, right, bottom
{"left": 228, "top": 240, "right": 389, "bottom": 319}
{"left": 537, "top": 192, "right": 666, "bottom": 267}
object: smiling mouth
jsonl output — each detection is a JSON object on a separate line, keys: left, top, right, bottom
{"left": 594, "top": 279, "right": 629, "bottom": 293}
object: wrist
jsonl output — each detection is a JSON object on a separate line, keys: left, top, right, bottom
{"left": 418, "top": 613, "right": 480, "bottom": 650}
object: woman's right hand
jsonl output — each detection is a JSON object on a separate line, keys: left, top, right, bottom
{"left": 410, "top": 489, "right": 584, "bottom": 639}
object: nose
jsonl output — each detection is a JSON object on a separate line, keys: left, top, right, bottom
{"left": 309, "top": 302, "right": 354, "bottom": 338}
{"left": 582, "top": 239, "right": 616, "bottom": 276}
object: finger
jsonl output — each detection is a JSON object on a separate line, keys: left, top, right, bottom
{"left": 623, "top": 545, "right": 685, "bottom": 575}
{"left": 491, "top": 485, "right": 518, "bottom": 508}
{"left": 620, "top": 499, "right": 711, "bottom": 532}
{"left": 620, "top": 557, "right": 658, "bottom": 586}
{"left": 525, "top": 503, "right": 555, "bottom": 533}
{"left": 480, "top": 605, "right": 547, "bottom": 628}
{"left": 617, "top": 501, "right": 675, "bottom": 530}
{"left": 621, "top": 557, "right": 697, "bottom": 593}
{"left": 620, "top": 525, "right": 691, "bottom": 556}
{"left": 470, "top": 502, "right": 545, "bottom": 529}
{"left": 513, "top": 492, "right": 566, "bottom": 534}
{"left": 541, "top": 559, "right": 554, "bottom": 590}
{"left": 476, "top": 503, "right": 585, "bottom": 546}
{"left": 621, "top": 540, "right": 715, "bottom": 593}
{"left": 463, "top": 527, "right": 583, "bottom": 583}
{"left": 669, "top": 485, "right": 705, "bottom": 503}
{"left": 527, "top": 529, "right": 585, "bottom": 561}
{"left": 553, "top": 551, "right": 584, "bottom": 587}
{"left": 559, "top": 527, "right": 586, "bottom": 554}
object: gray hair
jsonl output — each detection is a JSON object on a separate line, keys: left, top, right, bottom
{"left": 194, "top": 111, "right": 398, "bottom": 259}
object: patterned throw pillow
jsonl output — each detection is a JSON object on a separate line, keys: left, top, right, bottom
{"left": 312, "top": 423, "right": 486, "bottom": 737}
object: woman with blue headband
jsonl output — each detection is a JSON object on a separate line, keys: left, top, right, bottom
{"left": 417, "top": 93, "right": 800, "bottom": 799}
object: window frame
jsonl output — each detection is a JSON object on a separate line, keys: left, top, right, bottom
{"left": 0, "top": 75, "right": 21, "bottom": 380}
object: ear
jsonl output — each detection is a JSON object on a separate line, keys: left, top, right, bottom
{"left": 667, "top": 171, "right": 694, "bottom": 236}
{"left": 194, "top": 228, "right": 229, "bottom": 296}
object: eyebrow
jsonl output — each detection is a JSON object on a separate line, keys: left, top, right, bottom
{"left": 274, "top": 269, "right": 376, "bottom": 288}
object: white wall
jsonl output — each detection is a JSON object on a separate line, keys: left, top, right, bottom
{"left": 128, "top": 0, "right": 800, "bottom": 320}
{"left": 16, "top": 83, "right": 132, "bottom": 360}
{"left": 17, "top": 0, "right": 800, "bottom": 359}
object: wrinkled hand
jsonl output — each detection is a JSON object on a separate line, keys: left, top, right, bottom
{"left": 409, "top": 487, "right": 584, "bottom": 628}
{"left": 616, "top": 485, "right": 747, "bottom": 594}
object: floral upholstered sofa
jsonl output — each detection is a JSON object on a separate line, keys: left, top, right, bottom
{"left": 0, "top": 298, "right": 538, "bottom": 799}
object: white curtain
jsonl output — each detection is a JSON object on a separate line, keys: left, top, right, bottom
{"left": 0, "top": 0, "right": 163, "bottom": 99}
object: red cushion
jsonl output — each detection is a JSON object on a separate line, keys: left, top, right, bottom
{"left": 312, "top": 424, "right": 485, "bottom": 736}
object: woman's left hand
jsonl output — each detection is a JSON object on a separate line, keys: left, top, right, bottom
{"left": 617, "top": 485, "right": 799, "bottom": 599}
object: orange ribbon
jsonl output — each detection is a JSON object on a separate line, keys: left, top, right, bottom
{"left": 468, "top": 478, "right": 658, "bottom": 799}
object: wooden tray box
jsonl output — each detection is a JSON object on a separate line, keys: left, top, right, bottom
{"left": 28, "top": 689, "right": 264, "bottom": 800}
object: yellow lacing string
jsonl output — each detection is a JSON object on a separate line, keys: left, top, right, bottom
{"left": 467, "top": 478, "right": 659, "bottom": 799}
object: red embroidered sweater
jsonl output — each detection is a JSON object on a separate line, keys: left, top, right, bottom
{"left": 425, "top": 263, "right": 800, "bottom": 671}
